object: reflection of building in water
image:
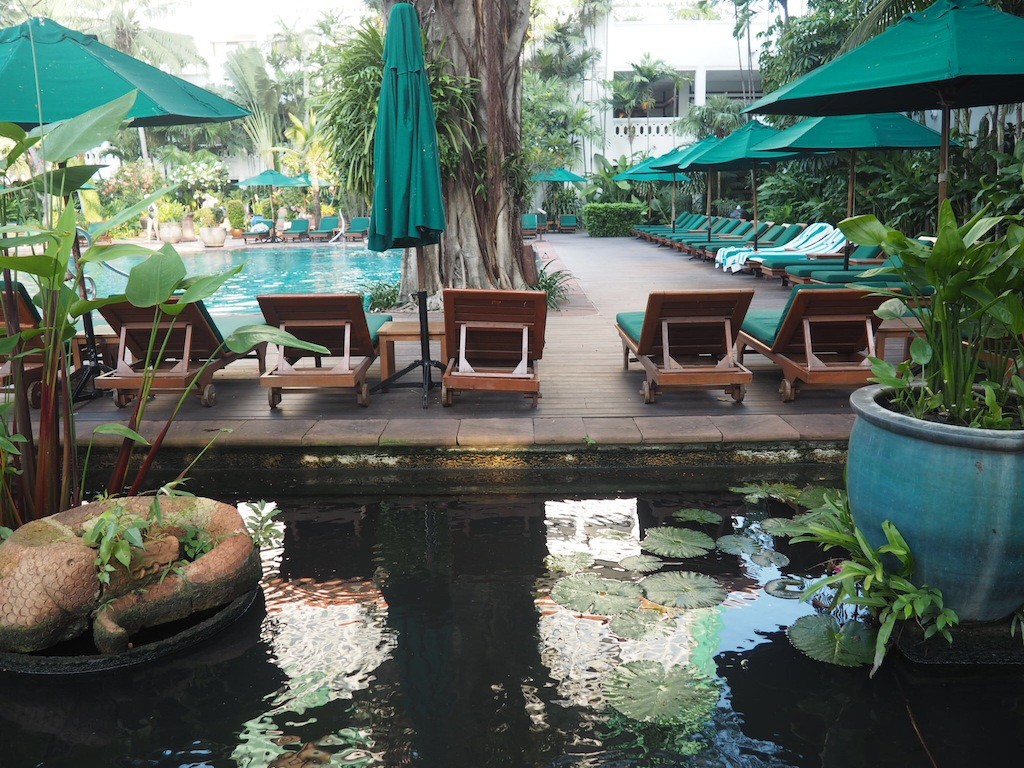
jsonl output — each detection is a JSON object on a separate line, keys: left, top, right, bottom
{"left": 544, "top": 498, "right": 642, "bottom": 563}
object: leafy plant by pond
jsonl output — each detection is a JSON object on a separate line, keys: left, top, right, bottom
{"left": 532, "top": 262, "right": 572, "bottom": 308}
{"left": 787, "top": 614, "right": 875, "bottom": 668}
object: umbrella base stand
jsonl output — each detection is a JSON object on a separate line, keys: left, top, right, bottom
{"left": 371, "top": 291, "right": 443, "bottom": 408}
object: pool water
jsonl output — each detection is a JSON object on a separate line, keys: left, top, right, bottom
{"left": 85, "top": 244, "right": 403, "bottom": 316}
{"left": 1, "top": 488, "right": 1020, "bottom": 767}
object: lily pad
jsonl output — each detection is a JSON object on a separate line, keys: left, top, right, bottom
{"left": 640, "top": 527, "right": 714, "bottom": 559}
{"left": 730, "top": 482, "right": 801, "bottom": 505}
{"left": 764, "top": 577, "right": 806, "bottom": 599}
{"left": 672, "top": 508, "right": 723, "bottom": 525}
{"left": 715, "top": 534, "right": 760, "bottom": 555}
{"left": 545, "top": 552, "right": 596, "bottom": 574}
{"left": 787, "top": 614, "right": 875, "bottom": 667}
{"left": 640, "top": 571, "right": 726, "bottom": 610}
{"left": 619, "top": 554, "right": 664, "bottom": 573}
{"left": 604, "top": 660, "right": 719, "bottom": 726}
{"left": 609, "top": 609, "right": 675, "bottom": 640}
{"left": 751, "top": 550, "right": 790, "bottom": 568}
{"left": 796, "top": 486, "right": 833, "bottom": 511}
{"left": 760, "top": 517, "right": 801, "bottom": 537}
{"left": 550, "top": 573, "right": 643, "bottom": 615}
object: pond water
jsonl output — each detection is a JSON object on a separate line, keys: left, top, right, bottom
{"left": 1, "top": 487, "right": 1020, "bottom": 767}
{"left": 84, "top": 244, "right": 403, "bottom": 316}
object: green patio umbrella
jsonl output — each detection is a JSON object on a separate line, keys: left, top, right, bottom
{"left": 745, "top": 0, "right": 1024, "bottom": 208}
{"left": 368, "top": 2, "right": 446, "bottom": 405}
{"left": 237, "top": 170, "right": 308, "bottom": 243}
{"left": 651, "top": 136, "right": 721, "bottom": 236}
{"left": 530, "top": 167, "right": 585, "bottom": 225}
{"left": 613, "top": 152, "right": 692, "bottom": 229}
{"left": 0, "top": 17, "right": 249, "bottom": 127}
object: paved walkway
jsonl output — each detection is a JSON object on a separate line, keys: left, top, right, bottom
{"left": 73, "top": 233, "right": 860, "bottom": 460}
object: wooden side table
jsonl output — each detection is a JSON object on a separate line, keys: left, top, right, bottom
{"left": 876, "top": 317, "right": 924, "bottom": 362}
{"left": 377, "top": 320, "right": 448, "bottom": 379}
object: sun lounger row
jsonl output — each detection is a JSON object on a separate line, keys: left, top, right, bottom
{"left": 241, "top": 216, "right": 369, "bottom": 244}
{"left": 3, "top": 283, "right": 889, "bottom": 411}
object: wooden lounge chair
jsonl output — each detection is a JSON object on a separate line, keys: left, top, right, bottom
{"left": 736, "top": 286, "right": 887, "bottom": 402}
{"left": 281, "top": 218, "right": 310, "bottom": 241}
{"left": 521, "top": 213, "right": 538, "bottom": 239}
{"left": 308, "top": 215, "right": 340, "bottom": 241}
{"left": 0, "top": 281, "right": 45, "bottom": 406}
{"left": 257, "top": 294, "right": 391, "bottom": 408}
{"left": 343, "top": 216, "right": 370, "bottom": 241}
{"left": 440, "top": 289, "right": 547, "bottom": 407}
{"left": 95, "top": 299, "right": 267, "bottom": 408}
{"left": 557, "top": 214, "right": 579, "bottom": 233}
{"left": 615, "top": 289, "right": 754, "bottom": 403}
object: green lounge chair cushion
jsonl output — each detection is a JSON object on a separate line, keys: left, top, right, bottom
{"left": 365, "top": 313, "right": 392, "bottom": 345}
{"left": 740, "top": 285, "right": 839, "bottom": 347}
{"left": 615, "top": 311, "right": 645, "bottom": 343}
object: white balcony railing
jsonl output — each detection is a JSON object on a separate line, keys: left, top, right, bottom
{"left": 607, "top": 117, "right": 681, "bottom": 160}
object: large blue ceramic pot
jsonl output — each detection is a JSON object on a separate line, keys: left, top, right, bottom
{"left": 848, "top": 386, "right": 1024, "bottom": 622}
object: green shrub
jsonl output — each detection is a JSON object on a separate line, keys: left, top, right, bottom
{"left": 532, "top": 262, "right": 572, "bottom": 308}
{"left": 366, "top": 281, "right": 401, "bottom": 311}
{"left": 226, "top": 200, "right": 245, "bottom": 229}
{"left": 195, "top": 208, "right": 217, "bottom": 228}
{"left": 156, "top": 200, "right": 186, "bottom": 222}
{"left": 581, "top": 202, "right": 645, "bottom": 237}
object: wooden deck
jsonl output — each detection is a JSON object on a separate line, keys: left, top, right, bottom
{"left": 70, "top": 232, "right": 863, "bottom": 450}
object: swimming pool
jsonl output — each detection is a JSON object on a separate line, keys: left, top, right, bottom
{"left": 85, "top": 244, "right": 404, "bottom": 316}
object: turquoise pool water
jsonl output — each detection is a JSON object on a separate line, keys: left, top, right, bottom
{"left": 85, "top": 244, "right": 403, "bottom": 316}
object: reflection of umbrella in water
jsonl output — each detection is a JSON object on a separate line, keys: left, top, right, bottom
{"left": 0, "top": 17, "right": 248, "bottom": 127}
{"left": 368, "top": 2, "right": 447, "bottom": 407}
{"left": 745, "top": 0, "right": 1024, "bottom": 211}
{"left": 756, "top": 112, "right": 948, "bottom": 268}
{"left": 613, "top": 152, "right": 692, "bottom": 231}
{"left": 236, "top": 170, "right": 308, "bottom": 243}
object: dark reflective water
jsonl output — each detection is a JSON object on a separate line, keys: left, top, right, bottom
{"left": 1, "top": 490, "right": 1021, "bottom": 767}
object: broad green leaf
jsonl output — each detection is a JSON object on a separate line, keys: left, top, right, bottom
{"left": 0, "top": 233, "right": 57, "bottom": 252}
{"left": 544, "top": 551, "right": 595, "bottom": 574}
{"left": 909, "top": 337, "right": 933, "bottom": 366}
{"left": 550, "top": 573, "right": 643, "bottom": 615}
{"left": 69, "top": 293, "right": 127, "bottom": 318}
{"left": 672, "top": 507, "right": 722, "bottom": 524}
{"left": 35, "top": 91, "right": 136, "bottom": 162}
{"left": 92, "top": 423, "right": 150, "bottom": 445}
{"left": 760, "top": 517, "right": 802, "bottom": 537}
{"left": 30, "top": 165, "right": 106, "bottom": 197}
{"left": 0, "top": 253, "right": 62, "bottom": 279}
{"left": 729, "top": 482, "right": 800, "bottom": 504}
{"left": 795, "top": 486, "right": 831, "bottom": 510}
{"left": 619, "top": 554, "right": 664, "bottom": 573}
{"left": 90, "top": 185, "right": 179, "bottom": 239}
{"left": 113, "top": 539, "right": 132, "bottom": 568}
{"left": 640, "top": 527, "right": 714, "bottom": 559}
{"left": 125, "top": 246, "right": 187, "bottom": 306}
{"left": 839, "top": 214, "right": 889, "bottom": 246}
{"left": 641, "top": 571, "right": 726, "bottom": 609}
{"left": 224, "top": 324, "right": 331, "bottom": 356}
{"left": 604, "top": 660, "right": 719, "bottom": 726}
{"left": 787, "top": 614, "right": 875, "bottom": 667}
{"left": 609, "top": 609, "right": 674, "bottom": 640}
{"left": 716, "top": 534, "right": 760, "bottom": 556}
{"left": 123, "top": 527, "right": 145, "bottom": 549}
{"left": 177, "top": 266, "right": 243, "bottom": 305}
{"left": 80, "top": 243, "right": 159, "bottom": 264}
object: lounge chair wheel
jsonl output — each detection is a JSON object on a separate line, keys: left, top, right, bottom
{"left": 200, "top": 384, "right": 217, "bottom": 407}
{"left": 28, "top": 381, "right": 42, "bottom": 409}
{"left": 268, "top": 388, "right": 282, "bottom": 409}
{"left": 779, "top": 379, "right": 796, "bottom": 402}
{"left": 730, "top": 384, "right": 746, "bottom": 403}
{"left": 641, "top": 380, "right": 655, "bottom": 404}
{"left": 357, "top": 382, "right": 370, "bottom": 407}
{"left": 441, "top": 384, "right": 453, "bottom": 407}
{"left": 113, "top": 389, "right": 132, "bottom": 408}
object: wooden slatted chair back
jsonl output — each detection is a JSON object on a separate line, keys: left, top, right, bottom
{"left": 637, "top": 290, "right": 754, "bottom": 358}
{"left": 443, "top": 289, "right": 547, "bottom": 364}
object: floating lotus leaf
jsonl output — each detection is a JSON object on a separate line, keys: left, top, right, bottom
{"left": 672, "top": 508, "right": 723, "bottom": 525}
{"left": 609, "top": 609, "right": 675, "bottom": 640}
{"left": 764, "top": 577, "right": 806, "bottom": 599}
{"left": 751, "top": 550, "right": 790, "bottom": 568}
{"left": 760, "top": 517, "right": 801, "bottom": 537}
{"left": 729, "top": 482, "right": 801, "bottom": 505}
{"left": 715, "top": 534, "right": 760, "bottom": 555}
{"left": 640, "top": 527, "right": 714, "bottom": 558}
{"left": 545, "top": 552, "right": 596, "bottom": 574}
{"left": 787, "top": 614, "right": 875, "bottom": 667}
{"left": 640, "top": 571, "right": 726, "bottom": 610}
{"left": 796, "top": 486, "right": 832, "bottom": 511}
{"left": 619, "top": 554, "right": 664, "bottom": 573}
{"left": 550, "top": 573, "right": 643, "bottom": 615}
{"left": 604, "top": 660, "right": 720, "bottom": 726}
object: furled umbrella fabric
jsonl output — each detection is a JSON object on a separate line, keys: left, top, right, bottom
{"left": 614, "top": 151, "right": 692, "bottom": 229}
{"left": 745, "top": 0, "right": 1024, "bottom": 206}
{"left": 367, "top": 3, "right": 446, "bottom": 254}
{"left": 0, "top": 17, "right": 248, "bottom": 127}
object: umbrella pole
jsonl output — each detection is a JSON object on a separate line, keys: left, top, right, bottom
{"left": 671, "top": 175, "right": 677, "bottom": 232}
{"left": 416, "top": 244, "right": 433, "bottom": 406}
{"left": 751, "top": 167, "right": 759, "bottom": 250}
{"left": 938, "top": 104, "right": 951, "bottom": 214}
{"left": 843, "top": 150, "right": 856, "bottom": 270}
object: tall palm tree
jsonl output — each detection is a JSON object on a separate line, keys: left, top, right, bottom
{"left": 276, "top": 110, "right": 330, "bottom": 224}
{"left": 677, "top": 94, "right": 745, "bottom": 139}
{"left": 226, "top": 47, "right": 282, "bottom": 172}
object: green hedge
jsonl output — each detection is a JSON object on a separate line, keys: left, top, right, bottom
{"left": 581, "top": 202, "right": 645, "bottom": 237}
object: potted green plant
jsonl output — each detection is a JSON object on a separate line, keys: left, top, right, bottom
{"left": 840, "top": 202, "right": 1024, "bottom": 622}
{"left": 226, "top": 199, "right": 245, "bottom": 238}
{"left": 196, "top": 207, "right": 227, "bottom": 247}
{"left": 156, "top": 200, "right": 186, "bottom": 243}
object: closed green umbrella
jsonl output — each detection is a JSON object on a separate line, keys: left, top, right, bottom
{"left": 745, "top": 0, "right": 1024, "bottom": 207}
{"left": 368, "top": 2, "right": 446, "bottom": 405}
{"left": 0, "top": 17, "right": 248, "bottom": 127}
{"left": 237, "top": 171, "right": 308, "bottom": 243}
